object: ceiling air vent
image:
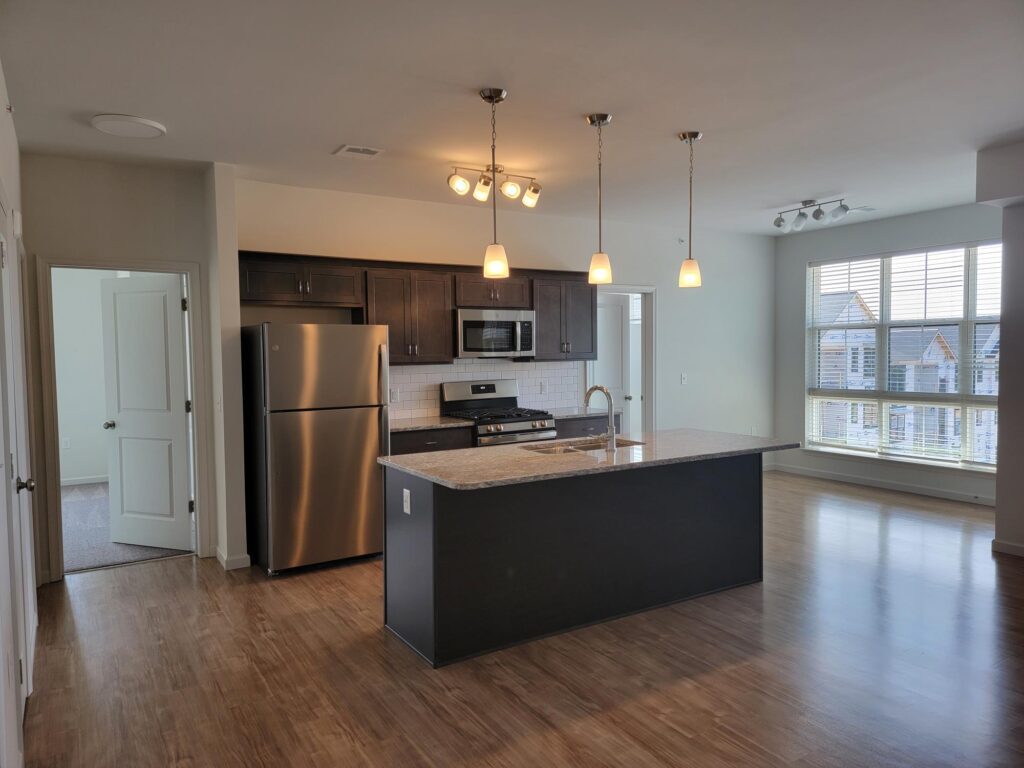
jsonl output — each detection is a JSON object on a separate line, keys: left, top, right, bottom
{"left": 332, "top": 144, "right": 384, "bottom": 159}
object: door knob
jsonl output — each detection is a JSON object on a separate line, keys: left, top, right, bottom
{"left": 103, "top": 420, "right": 116, "bottom": 430}
{"left": 16, "top": 477, "right": 35, "bottom": 493}
{"left": 624, "top": 395, "right": 633, "bottom": 401}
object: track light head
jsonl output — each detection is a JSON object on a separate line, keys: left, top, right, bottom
{"left": 447, "top": 171, "right": 470, "bottom": 195}
{"left": 791, "top": 210, "right": 809, "bottom": 232}
{"left": 500, "top": 179, "right": 522, "bottom": 199}
{"left": 473, "top": 173, "right": 492, "bottom": 202}
{"left": 522, "top": 181, "right": 542, "bottom": 208}
{"left": 773, "top": 214, "right": 786, "bottom": 230}
{"left": 829, "top": 201, "right": 850, "bottom": 223}
{"left": 812, "top": 206, "right": 826, "bottom": 222}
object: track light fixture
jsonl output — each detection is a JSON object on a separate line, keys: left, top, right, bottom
{"left": 773, "top": 199, "right": 853, "bottom": 232}
{"left": 448, "top": 164, "right": 540, "bottom": 207}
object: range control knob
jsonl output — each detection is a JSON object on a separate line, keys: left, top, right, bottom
{"left": 531, "top": 421, "right": 538, "bottom": 428}
{"left": 486, "top": 425, "right": 494, "bottom": 433}
{"left": 497, "top": 424, "right": 504, "bottom": 432}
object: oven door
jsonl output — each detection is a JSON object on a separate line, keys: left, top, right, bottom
{"left": 477, "top": 429, "right": 558, "bottom": 446}
{"left": 457, "top": 309, "right": 535, "bottom": 359}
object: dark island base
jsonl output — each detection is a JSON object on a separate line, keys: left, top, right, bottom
{"left": 384, "top": 453, "right": 763, "bottom": 667}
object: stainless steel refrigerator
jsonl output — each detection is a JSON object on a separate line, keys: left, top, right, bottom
{"left": 242, "top": 323, "right": 390, "bottom": 574}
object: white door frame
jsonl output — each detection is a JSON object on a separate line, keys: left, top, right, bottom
{"left": 584, "top": 284, "right": 657, "bottom": 434}
{"left": 35, "top": 256, "right": 215, "bottom": 580}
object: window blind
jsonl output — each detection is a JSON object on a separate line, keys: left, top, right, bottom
{"left": 806, "top": 244, "right": 1001, "bottom": 467}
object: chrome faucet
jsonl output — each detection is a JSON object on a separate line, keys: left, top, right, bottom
{"left": 583, "top": 385, "right": 616, "bottom": 451}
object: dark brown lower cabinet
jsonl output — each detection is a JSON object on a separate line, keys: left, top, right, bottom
{"left": 390, "top": 427, "right": 473, "bottom": 455}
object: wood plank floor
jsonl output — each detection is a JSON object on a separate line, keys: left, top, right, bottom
{"left": 24, "top": 472, "right": 1024, "bottom": 767}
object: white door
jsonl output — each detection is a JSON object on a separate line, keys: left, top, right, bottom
{"left": 593, "top": 293, "right": 632, "bottom": 434}
{"left": 101, "top": 274, "right": 191, "bottom": 550}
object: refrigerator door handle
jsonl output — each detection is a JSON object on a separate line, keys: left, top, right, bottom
{"left": 379, "top": 343, "right": 391, "bottom": 456}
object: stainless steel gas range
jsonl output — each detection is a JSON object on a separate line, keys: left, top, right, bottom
{"left": 441, "top": 379, "right": 556, "bottom": 446}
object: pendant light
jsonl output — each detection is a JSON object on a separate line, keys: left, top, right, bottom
{"left": 678, "top": 131, "right": 703, "bottom": 288}
{"left": 586, "top": 114, "right": 613, "bottom": 284}
{"left": 480, "top": 88, "right": 510, "bottom": 279}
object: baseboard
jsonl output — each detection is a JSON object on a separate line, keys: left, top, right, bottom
{"left": 992, "top": 539, "right": 1024, "bottom": 558}
{"left": 60, "top": 475, "right": 108, "bottom": 487}
{"left": 769, "top": 463, "right": 996, "bottom": 506}
{"left": 216, "top": 549, "right": 251, "bottom": 571}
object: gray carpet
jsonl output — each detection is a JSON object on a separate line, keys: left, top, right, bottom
{"left": 61, "top": 482, "right": 189, "bottom": 573}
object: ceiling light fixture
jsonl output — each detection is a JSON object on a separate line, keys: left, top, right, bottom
{"left": 678, "top": 131, "right": 703, "bottom": 288}
{"left": 773, "top": 198, "right": 854, "bottom": 232}
{"left": 90, "top": 114, "right": 166, "bottom": 138}
{"left": 447, "top": 171, "right": 471, "bottom": 195}
{"left": 480, "top": 88, "right": 510, "bottom": 279}
{"left": 586, "top": 113, "right": 613, "bottom": 285}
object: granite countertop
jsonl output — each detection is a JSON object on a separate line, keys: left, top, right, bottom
{"left": 548, "top": 406, "right": 623, "bottom": 420}
{"left": 378, "top": 428, "right": 800, "bottom": 490}
{"left": 389, "top": 416, "right": 473, "bottom": 433}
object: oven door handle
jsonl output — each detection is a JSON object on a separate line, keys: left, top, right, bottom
{"left": 477, "top": 430, "right": 558, "bottom": 446}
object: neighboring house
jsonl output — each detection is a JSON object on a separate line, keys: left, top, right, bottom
{"left": 815, "top": 291, "right": 992, "bottom": 460}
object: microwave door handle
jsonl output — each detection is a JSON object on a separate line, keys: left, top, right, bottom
{"left": 514, "top": 321, "right": 521, "bottom": 353}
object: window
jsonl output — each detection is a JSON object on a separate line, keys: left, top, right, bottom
{"left": 807, "top": 243, "right": 1000, "bottom": 467}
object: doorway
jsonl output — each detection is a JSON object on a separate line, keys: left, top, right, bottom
{"left": 587, "top": 287, "right": 656, "bottom": 434}
{"left": 50, "top": 267, "right": 196, "bottom": 572}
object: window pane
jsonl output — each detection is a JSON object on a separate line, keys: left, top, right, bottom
{"left": 975, "top": 244, "right": 1002, "bottom": 317}
{"left": 813, "top": 260, "right": 880, "bottom": 325}
{"left": 816, "top": 329, "right": 877, "bottom": 389}
{"left": 972, "top": 323, "right": 999, "bottom": 396}
{"left": 969, "top": 407, "right": 998, "bottom": 465}
{"left": 889, "top": 249, "right": 964, "bottom": 321}
{"left": 809, "top": 398, "right": 879, "bottom": 450}
{"left": 887, "top": 325, "right": 960, "bottom": 393}
{"left": 884, "top": 403, "right": 961, "bottom": 460}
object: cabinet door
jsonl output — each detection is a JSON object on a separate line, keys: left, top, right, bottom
{"left": 390, "top": 427, "right": 473, "bottom": 455}
{"left": 564, "top": 281, "right": 597, "bottom": 360}
{"left": 305, "top": 263, "right": 365, "bottom": 306}
{"left": 556, "top": 414, "right": 620, "bottom": 439}
{"left": 366, "top": 269, "right": 414, "bottom": 363}
{"left": 240, "top": 258, "right": 305, "bottom": 303}
{"left": 411, "top": 271, "right": 453, "bottom": 363}
{"left": 454, "top": 273, "right": 531, "bottom": 308}
{"left": 492, "top": 277, "right": 531, "bottom": 308}
{"left": 532, "top": 279, "right": 566, "bottom": 360}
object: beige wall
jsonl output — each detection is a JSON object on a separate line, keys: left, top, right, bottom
{"left": 19, "top": 153, "right": 249, "bottom": 578}
{"left": 236, "top": 179, "right": 777, "bottom": 436}
{"left": 0, "top": 57, "right": 18, "bottom": 211}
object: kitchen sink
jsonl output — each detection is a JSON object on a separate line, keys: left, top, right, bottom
{"left": 520, "top": 437, "right": 645, "bottom": 455}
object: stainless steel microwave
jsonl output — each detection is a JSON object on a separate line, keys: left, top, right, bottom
{"left": 456, "top": 308, "right": 536, "bottom": 359}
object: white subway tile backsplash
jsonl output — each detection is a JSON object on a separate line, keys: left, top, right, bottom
{"left": 389, "top": 358, "right": 582, "bottom": 418}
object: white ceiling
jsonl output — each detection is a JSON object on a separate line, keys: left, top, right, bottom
{"left": 2, "top": 0, "right": 1023, "bottom": 234}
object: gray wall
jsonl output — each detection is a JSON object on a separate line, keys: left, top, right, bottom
{"left": 771, "top": 203, "right": 1002, "bottom": 504}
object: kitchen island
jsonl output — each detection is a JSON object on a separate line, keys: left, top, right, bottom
{"left": 378, "top": 428, "right": 798, "bottom": 666}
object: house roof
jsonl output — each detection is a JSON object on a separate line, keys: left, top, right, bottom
{"left": 816, "top": 291, "right": 877, "bottom": 325}
{"left": 889, "top": 327, "right": 960, "bottom": 363}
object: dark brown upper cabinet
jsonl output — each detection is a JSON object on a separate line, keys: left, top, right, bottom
{"left": 366, "top": 269, "right": 453, "bottom": 364}
{"left": 239, "top": 258, "right": 306, "bottom": 303}
{"left": 454, "top": 274, "right": 531, "bottom": 309}
{"left": 240, "top": 255, "right": 364, "bottom": 307}
{"left": 532, "top": 279, "right": 597, "bottom": 361}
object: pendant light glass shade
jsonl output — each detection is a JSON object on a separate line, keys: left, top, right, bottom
{"left": 678, "top": 257, "right": 702, "bottom": 288}
{"left": 588, "top": 252, "right": 613, "bottom": 284}
{"left": 522, "top": 182, "right": 541, "bottom": 208}
{"left": 500, "top": 179, "right": 521, "bottom": 199}
{"left": 483, "top": 243, "right": 510, "bottom": 278}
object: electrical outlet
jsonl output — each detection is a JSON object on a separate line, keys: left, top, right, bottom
{"left": 390, "top": 388, "right": 400, "bottom": 402}
{"left": 402, "top": 488, "right": 411, "bottom": 515}
{"left": 539, "top": 381, "right": 546, "bottom": 395}
{"left": 680, "top": 373, "right": 688, "bottom": 385}
{"left": 61, "top": 437, "right": 71, "bottom": 450}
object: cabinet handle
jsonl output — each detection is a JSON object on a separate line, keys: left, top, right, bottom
{"left": 298, "top": 279, "right": 304, "bottom": 294}
{"left": 414, "top": 343, "right": 419, "bottom": 356}
{"left": 495, "top": 287, "right": 500, "bottom": 302}
{"left": 306, "top": 279, "right": 311, "bottom": 295}
{"left": 567, "top": 342, "right": 572, "bottom": 354}
{"left": 425, "top": 441, "right": 439, "bottom": 446}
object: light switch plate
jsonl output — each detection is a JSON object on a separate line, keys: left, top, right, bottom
{"left": 680, "top": 373, "right": 688, "bottom": 385}
{"left": 390, "top": 388, "right": 401, "bottom": 402}
{"left": 402, "top": 488, "right": 411, "bottom": 515}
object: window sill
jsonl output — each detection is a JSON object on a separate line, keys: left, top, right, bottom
{"left": 801, "top": 445, "right": 997, "bottom": 475}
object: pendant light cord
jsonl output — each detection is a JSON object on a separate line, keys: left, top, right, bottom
{"left": 491, "top": 100, "right": 498, "bottom": 245}
{"left": 597, "top": 123, "right": 603, "bottom": 253}
{"left": 687, "top": 137, "right": 694, "bottom": 262}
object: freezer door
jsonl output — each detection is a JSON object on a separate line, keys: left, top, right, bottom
{"left": 263, "top": 323, "right": 390, "bottom": 411}
{"left": 267, "top": 407, "right": 384, "bottom": 570}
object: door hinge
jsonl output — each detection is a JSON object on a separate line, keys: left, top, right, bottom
{"left": 17, "top": 658, "right": 23, "bottom": 685}
{"left": 185, "top": 399, "right": 192, "bottom": 413}
{"left": 188, "top": 499, "right": 195, "bottom": 515}
{"left": 181, "top": 297, "right": 189, "bottom": 311}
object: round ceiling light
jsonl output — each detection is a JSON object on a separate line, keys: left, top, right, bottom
{"left": 90, "top": 114, "right": 167, "bottom": 139}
